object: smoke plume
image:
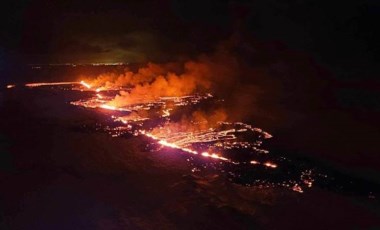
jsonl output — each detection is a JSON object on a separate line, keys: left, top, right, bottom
{"left": 80, "top": 35, "right": 328, "bottom": 131}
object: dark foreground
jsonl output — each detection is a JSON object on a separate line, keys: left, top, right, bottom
{"left": 1, "top": 88, "right": 380, "bottom": 230}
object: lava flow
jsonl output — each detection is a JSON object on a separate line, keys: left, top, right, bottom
{"left": 19, "top": 79, "right": 326, "bottom": 194}
{"left": 25, "top": 81, "right": 81, "bottom": 87}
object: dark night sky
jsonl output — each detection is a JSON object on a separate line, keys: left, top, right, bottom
{"left": 0, "top": 0, "right": 379, "bottom": 80}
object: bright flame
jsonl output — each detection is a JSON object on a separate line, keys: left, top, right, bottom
{"left": 99, "top": 104, "right": 131, "bottom": 112}
{"left": 100, "top": 104, "right": 118, "bottom": 110}
{"left": 162, "top": 109, "right": 171, "bottom": 117}
{"left": 6, "top": 84, "right": 15, "bottom": 89}
{"left": 80, "top": 80, "right": 91, "bottom": 89}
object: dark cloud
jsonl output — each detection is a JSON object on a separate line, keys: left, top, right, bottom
{"left": 0, "top": 0, "right": 378, "bottom": 79}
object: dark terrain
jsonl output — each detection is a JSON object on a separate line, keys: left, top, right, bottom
{"left": 1, "top": 82, "right": 380, "bottom": 230}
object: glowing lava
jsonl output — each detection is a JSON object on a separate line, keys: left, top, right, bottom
{"left": 25, "top": 82, "right": 80, "bottom": 87}
{"left": 24, "top": 79, "right": 319, "bottom": 194}
{"left": 142, "top": 130, "right": 230, "bottom": 161}
{"left": 80, "top": 80, "right": 92, "bottom": 89}
{"left": 99, "top": 104, "right": 131, "bottom": 112}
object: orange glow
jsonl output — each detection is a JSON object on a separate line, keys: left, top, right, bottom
{"left": 25, "top": 82, "right": 79, "bottom": 87}
{"left": 79, "top": 60, "right": 215, "bottom": 108}
{"left": 142, "top": 132, "right": 231, "bottom": 161}
{"left": 162, "top": 109, "right": 171, "bottom": 117}
{"left": 23, "top": 79, "right": 315, "bottom": 194}
{"left": 99, "top": 104, "right": 130, "bottom": 112}
{"left": 70, "top": 79, "right": 276, "bottom": 168}
{"left": 263, "top": 162, "right": 278, "bottom": 168}
{"left": 6, "top": 84, "right": 15, "bottom": 89}
{"left": 80, "top": 80, "right": 91, "bottom": 89}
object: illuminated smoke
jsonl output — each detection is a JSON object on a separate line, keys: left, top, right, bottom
{"left": 79, "top": 43, "right": 240, "bottom": 109}
{"left": 151, "top": 109, "right": 228, "bottom": 135}
{"left": 102, "top": 62, "right": 214, "bottom": 107}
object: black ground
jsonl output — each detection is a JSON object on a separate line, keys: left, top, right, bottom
{"left": 0, "top": 84, "right": 379, "bottom": 230}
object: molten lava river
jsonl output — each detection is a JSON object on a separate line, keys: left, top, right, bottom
{"left": 12, "top": 81, "right": 378, "bottom": 198}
